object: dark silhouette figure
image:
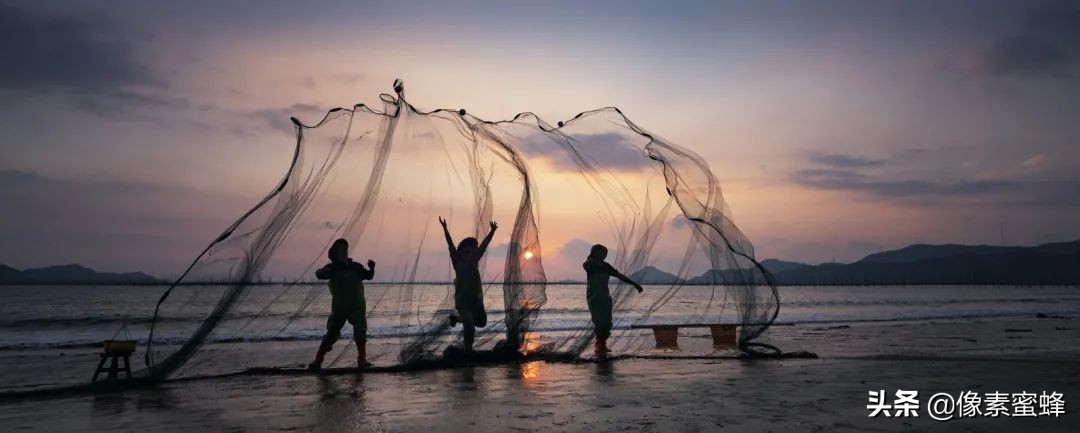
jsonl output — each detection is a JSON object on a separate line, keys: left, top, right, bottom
{"left": 309, "top": 239, "right": 375, "bottom": 369}
{"left": 583, "top": 244, "right": 643, "bottom": 354}
{"left": 439, "top": 217, "right": 498, "bottom": 355}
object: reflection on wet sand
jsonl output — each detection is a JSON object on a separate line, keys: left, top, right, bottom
{"left": 312, "top": 374, "right": 384, "bottom": 433}
{"left": 520, "top": 360, "right": 542, "bottom": 382}
{"left": 523, "top": 332, "right": 543, "bottom": 354}
{"left": 594, "top": 359, "right": 615, "bottom": 382}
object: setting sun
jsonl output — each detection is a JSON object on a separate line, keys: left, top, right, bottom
{"left": 523, "top": 250, "right": 534, "bottom": 260}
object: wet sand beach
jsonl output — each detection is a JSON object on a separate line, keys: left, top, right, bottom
{"left": 2, "top": 316, "right": 1078, "bottom": 432}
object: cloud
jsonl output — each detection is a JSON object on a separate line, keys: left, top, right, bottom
{"left": 792, "top": 149, "right": 1080, "bottom": 206}
{"left": 806, "top": 152, "right": 885, "bottom": 168}
{"left": 1026, "top": 1, "right": 1080, "bottom": 45}
{"left": 486, "top": 242, "right": 509, "bottom": 258}
{"left": 978, "top": 35, "right": 1070, "bottom": 77}
{"left": 0, "top": 169, "right": 44, "bottom": 184}
{"left": 556, "top": 238, "right": 594, "bottom": 260}
{"left": 299, "top": 73, "right": 368, "bottom": 90}
{"left": 795, "top": 150, "right": 1018, "bottom": 198}
{"left": 0, "top": 5, "right": 184, "bottom": 116}
{"left": 792, "top": 168, "right": 1012, "bottom": 197}
{"left": 951, "top": 2, "right": 1080, "bottom": 79}
{"left": 327, "top": 73, "right": 368, "bottom": 86}
{"left": 521, "top": 132, "right": 651, "bottom": 172}
{"left": 247, "top": 103, "right": 327, "bottom": 136}
{"left": 69, "top": 89, "right": 191, "bottom": 119}
{"left": 0, "top": 170, "right": 240, "bottom": 273}
{"left": 1021, "top": 154, "right": 1045, "bottom": 168}
{"left": 0, "top": 6, "right": 155, "bottom": 91}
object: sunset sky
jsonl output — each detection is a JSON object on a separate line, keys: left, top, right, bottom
{"left": 2, "top": 1, "right": 1079, "bottom": 276}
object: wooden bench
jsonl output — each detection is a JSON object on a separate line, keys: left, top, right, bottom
{"left": 630, "top": 322, "right": 791, "bottom": 349}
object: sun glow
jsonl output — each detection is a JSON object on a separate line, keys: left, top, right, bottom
{"left": 523, "top": 250, "right": 534, "bottom": 260}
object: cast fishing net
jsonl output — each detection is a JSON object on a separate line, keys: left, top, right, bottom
{"left": 143, "top": 80, "right": 781, "bottom": 380}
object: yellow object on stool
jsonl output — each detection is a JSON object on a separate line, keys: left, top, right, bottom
{"left": 92, "top": 339, "right": 135, "bottom": 382}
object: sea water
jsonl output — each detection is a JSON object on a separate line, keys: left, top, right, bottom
{"left": 1, "top": 284, "right": 1078, "bottom": 352}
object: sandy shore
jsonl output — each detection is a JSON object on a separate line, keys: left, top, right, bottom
{"left": 2, "top": 316, "right": 1077, "bottom": 432}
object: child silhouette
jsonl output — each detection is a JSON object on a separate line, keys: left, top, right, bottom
{"left": 583, "top": 244, "right": 643, "bottom": 354}
{"left": 439, "top": 217, "right": 497, "bottom": 355}
{"left": 309, "top": 239, "right": 375, "bottom": 369}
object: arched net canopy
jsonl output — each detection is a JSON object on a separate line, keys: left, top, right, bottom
{"left": 144, "top": 80, "right": 781, "bottom": 380}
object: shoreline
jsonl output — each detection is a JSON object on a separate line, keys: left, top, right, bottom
{"left": 1, "top": 311, "right": 1072, "bottom": 352}
{"left": 2, "top": 315, "right": 1076, "bottom": 391}
{"left": 1, "top": 314, "right": 1077, "bottom": 431}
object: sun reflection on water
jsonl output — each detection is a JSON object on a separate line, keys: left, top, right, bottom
{"left": 523, "top": 331, "right": 542, "bottom": 354}
{"left": 521, "top": 360, "right": 542, "bottom": 381}
{"left": 520, "top": 332, "right": 543, "bottom": 382}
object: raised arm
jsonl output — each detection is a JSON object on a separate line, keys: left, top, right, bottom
{"left": 439, "top": 216, "right": 455, "bottom": 255}
{"left": 315, "top": 263, "right": 334, "bottom": 280}
{"left": 607, "top": 263, "right": 644, "bottom": 293}
{"left": 478, "top": 221, "right": 498, "bottom": 255}
{"left": 363, "top": 259, "right": 376, "bottom": 281}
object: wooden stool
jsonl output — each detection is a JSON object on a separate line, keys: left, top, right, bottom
{"left": 631, "top": 322, "right": 794, "bottom": 349}
{"left": 92, "top": 352, "right": 132, "bottom": 382}
{"left": 92, "top": 340, "right": 136, "bottom": 382}
{"left": 651, "top": 326, "right": 680, "bottom": 349}
{"left": 709, "top": 324, "right": 737, "bottom": 346}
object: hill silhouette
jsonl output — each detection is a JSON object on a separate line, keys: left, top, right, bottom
{"left": 629, "top": 266, "right": 681, "bottom": 284}
{"left": 630, "top": 239, "right": 1080, "bottom": 285}
{"left": 774, "top": 239, "right": 1080, "bottom": 285}
{"left": 5, "top": 239, "right": 1079, "bottom": 285}
{"left": 0, "top": 264, "right": 160, "bottom": 285}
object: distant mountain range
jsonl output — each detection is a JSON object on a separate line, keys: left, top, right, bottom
{"left": 629, "top": 240, "right": 1080, "bottom": 285}
{"left": 4, "top": 239, "right": 1079, "bottom": 285}
{"left": 0, "top": 264, "right": 161, "bottom": 285}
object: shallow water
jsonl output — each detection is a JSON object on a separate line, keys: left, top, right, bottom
{"left": 1, "top": 282, "right": 1077, "bottom": 392}
{"left": 1, "top": 284, "right": 1078, "bottom": 352}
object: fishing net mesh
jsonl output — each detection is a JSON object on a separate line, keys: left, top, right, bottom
{"left": 144, "top": 81, "right": 780, "bottom": 379}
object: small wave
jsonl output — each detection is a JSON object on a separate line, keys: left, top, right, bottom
{"left": 5, "top": 307, "right": 1077, "bottom": 352}
{"left": 0, "top": 306, "right": 601, "bottom": 330}
{"left": 782, "top": 296, "right": 1080, "bottom": 308}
